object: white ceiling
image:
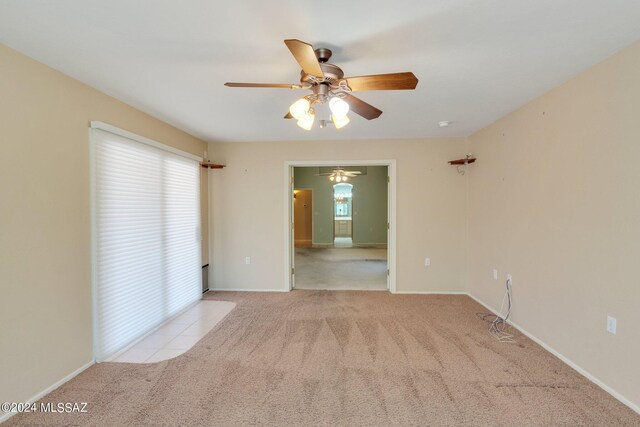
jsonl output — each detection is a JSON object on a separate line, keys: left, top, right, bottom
{"left": 1, "top": 1, "right": 639, "bottom": 142}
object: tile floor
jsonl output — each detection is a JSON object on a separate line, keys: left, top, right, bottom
{"left": 108, "top": 300, "right": 236, "bottom": 363}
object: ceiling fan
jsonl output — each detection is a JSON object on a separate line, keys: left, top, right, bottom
{"left": 225, "top": 39, "right": 419, "bottom": 130}
{"left": 318, "top": 167, "right": 362, "bottom": 182}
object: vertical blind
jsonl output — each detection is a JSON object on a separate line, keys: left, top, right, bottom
{"left": 92, "top": 126, "right": 201, "bottom": 361}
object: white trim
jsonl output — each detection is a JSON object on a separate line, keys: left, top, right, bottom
{"left": 209, "top": 288, "right": 290, "bottom": 292}
{"left": 208, "top": 169, "right": 214, "bottom": 291}
{"left": 0, "top": 361, "right": 94, "bottom": 424}
{"left": 286, "top": 163, "right": 295, "bottom": 289}
{"left": 89, "top": 127, "right": 99, "bottom": 362}
{"left": 388, "top": 161, "right": 397, "bottom": 293}
{"left": 90, "top": 121, "right": 202, "bottom": 162}
{"left": 393, "top": 291, "right": 467, "bottom": 295}
{"left": 467, "top": 292, "right": 640, "bottom": 415}
{"left": 297, "top": 289, "right": 391, "bottom": 292}
{"left": 285, "top": 160, "right": 397, "bottom": 293}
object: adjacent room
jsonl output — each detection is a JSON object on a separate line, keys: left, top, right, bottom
{"left": 293, "top": 165, "right": 389, "bottom": 290}
{"left": 1, "top": 1, "right": 639, "bottom": 426}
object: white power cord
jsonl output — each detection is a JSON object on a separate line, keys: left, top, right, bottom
{"left": 490, "top": 276, "right": 514, "bottom": 342}
{"left": 477, "top": 276, "right": 515, "bottom": 343}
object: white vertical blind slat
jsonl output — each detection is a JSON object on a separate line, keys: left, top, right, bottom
{"left": 92, "top": 129, "right": 201, "bottom": 361}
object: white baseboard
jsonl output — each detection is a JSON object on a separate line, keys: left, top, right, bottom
{"left": 0, "top": 360, "right": 94, "bottom": 424}
{"left": 209, "top": 288, "right": 289, "bottom": 292}
{"left": 353, "top": 243, "right": 388, "bottom": 248}
{"left": 466, "top": 292, "right": 639, "bottom": 415}
{"left": 293, "top": 288, "right": 390, "bottom": 292}
{"left": 307, "top": 243, "right": 388, "bottom": 248}
{"left": 392, "top": 291, "right": 467, "bottom": 295}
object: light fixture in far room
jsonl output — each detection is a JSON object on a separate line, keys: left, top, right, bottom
{"left": 325, "top": 167, "right": 363, "bottom": 182}
{"left": 438, "top": 120, "right": 452, "bottom": 128}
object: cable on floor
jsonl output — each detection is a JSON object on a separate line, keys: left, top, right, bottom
{"left": 475, "top": 276, "right": 515, "bottom": 343}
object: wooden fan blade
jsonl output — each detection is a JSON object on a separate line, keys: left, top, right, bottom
{"left": 344, "top": 72, "right": 418, "bottom": 91}
{"left": 284, "top": 112, "right": 293, "bottom": 119}
{"left": 225, "top": 82, "right": 302, "bottom": 89}
{"left": 284, "top": 39, "right": 324, "bottom": 78}
{"left": 343, "top": 93, "right": 383, "bottom": 120}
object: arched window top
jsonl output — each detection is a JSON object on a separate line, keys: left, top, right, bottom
{"left": 334, "top": 183, "right": 352, "bottom": 217}
{"left": 333, "top": 183, "right": 353, "bottom": 199}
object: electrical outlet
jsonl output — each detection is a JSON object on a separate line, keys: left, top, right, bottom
{"left": 424, "top": 257, "right": 431, "bottom": 267}
{"left": 607, "top": 316, "right": 617, "bottom": 335}
{"left": 245, "top": 256, "right": 251, "bottom": 265}
{"left": 493, "top": 269, "right": 498, "bottom": 280}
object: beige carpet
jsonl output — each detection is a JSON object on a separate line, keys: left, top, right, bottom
{"left": 7, "top": 291, "right": 639, "bottom": 426}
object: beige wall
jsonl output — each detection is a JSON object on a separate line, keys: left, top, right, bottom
{"left": 0, "top": 43, "right": 208, "bottom": 405}
{"left": 467, "top": 42, "right": 640, "bottom": 409}
{"left": 208, "top": 138, "right": 468, "bottom": 293}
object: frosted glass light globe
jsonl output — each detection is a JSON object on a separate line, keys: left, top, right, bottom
{"left": 329, "top": 97, "right": 350, "bottom": 119}
{"left": 290, "top": 98, "right": 310, "bottom": 120}
{"left": 332, "top": 114, "right": 350, "bottom": 129}
{"left": 296, "top": 110, "right": 314, "bottom": 130}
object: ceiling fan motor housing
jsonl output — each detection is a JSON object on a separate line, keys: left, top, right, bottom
{"left": 309, "top": 83, "right": 329, "bottom": 104}
{"left": 314, "top": 48, "right": 332, "bottom": 62}
{"left": 300, "top": 48, "right": 344, "bottom": 86}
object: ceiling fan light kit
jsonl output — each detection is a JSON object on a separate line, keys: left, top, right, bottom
{"left": 332, "top": 114, "right": 350, "bottom": 129}
{"left": 325, "top": 168, "right": 362, "bottom": 182}
{"left": 329, "top": 97, "right": 350, "bottom": 118}
{"left": 289, "top": 98, "right": 311, "bottom": 120}
{"left": 225, "top": 39, "right": 419, "bottom": 131}
{"left": 296, "top": 109, "right": 315, "bottom": 130}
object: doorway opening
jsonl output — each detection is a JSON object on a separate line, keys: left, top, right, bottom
{"left": 333, "top": 183, "right": 353, "bottom": 247}
{"left": 289, "top": 164, "right": 392, "bottom": 291}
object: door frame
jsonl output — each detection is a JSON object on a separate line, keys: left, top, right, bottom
{"left": 284, "top": 160, "right": 397, "bottom": 293}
